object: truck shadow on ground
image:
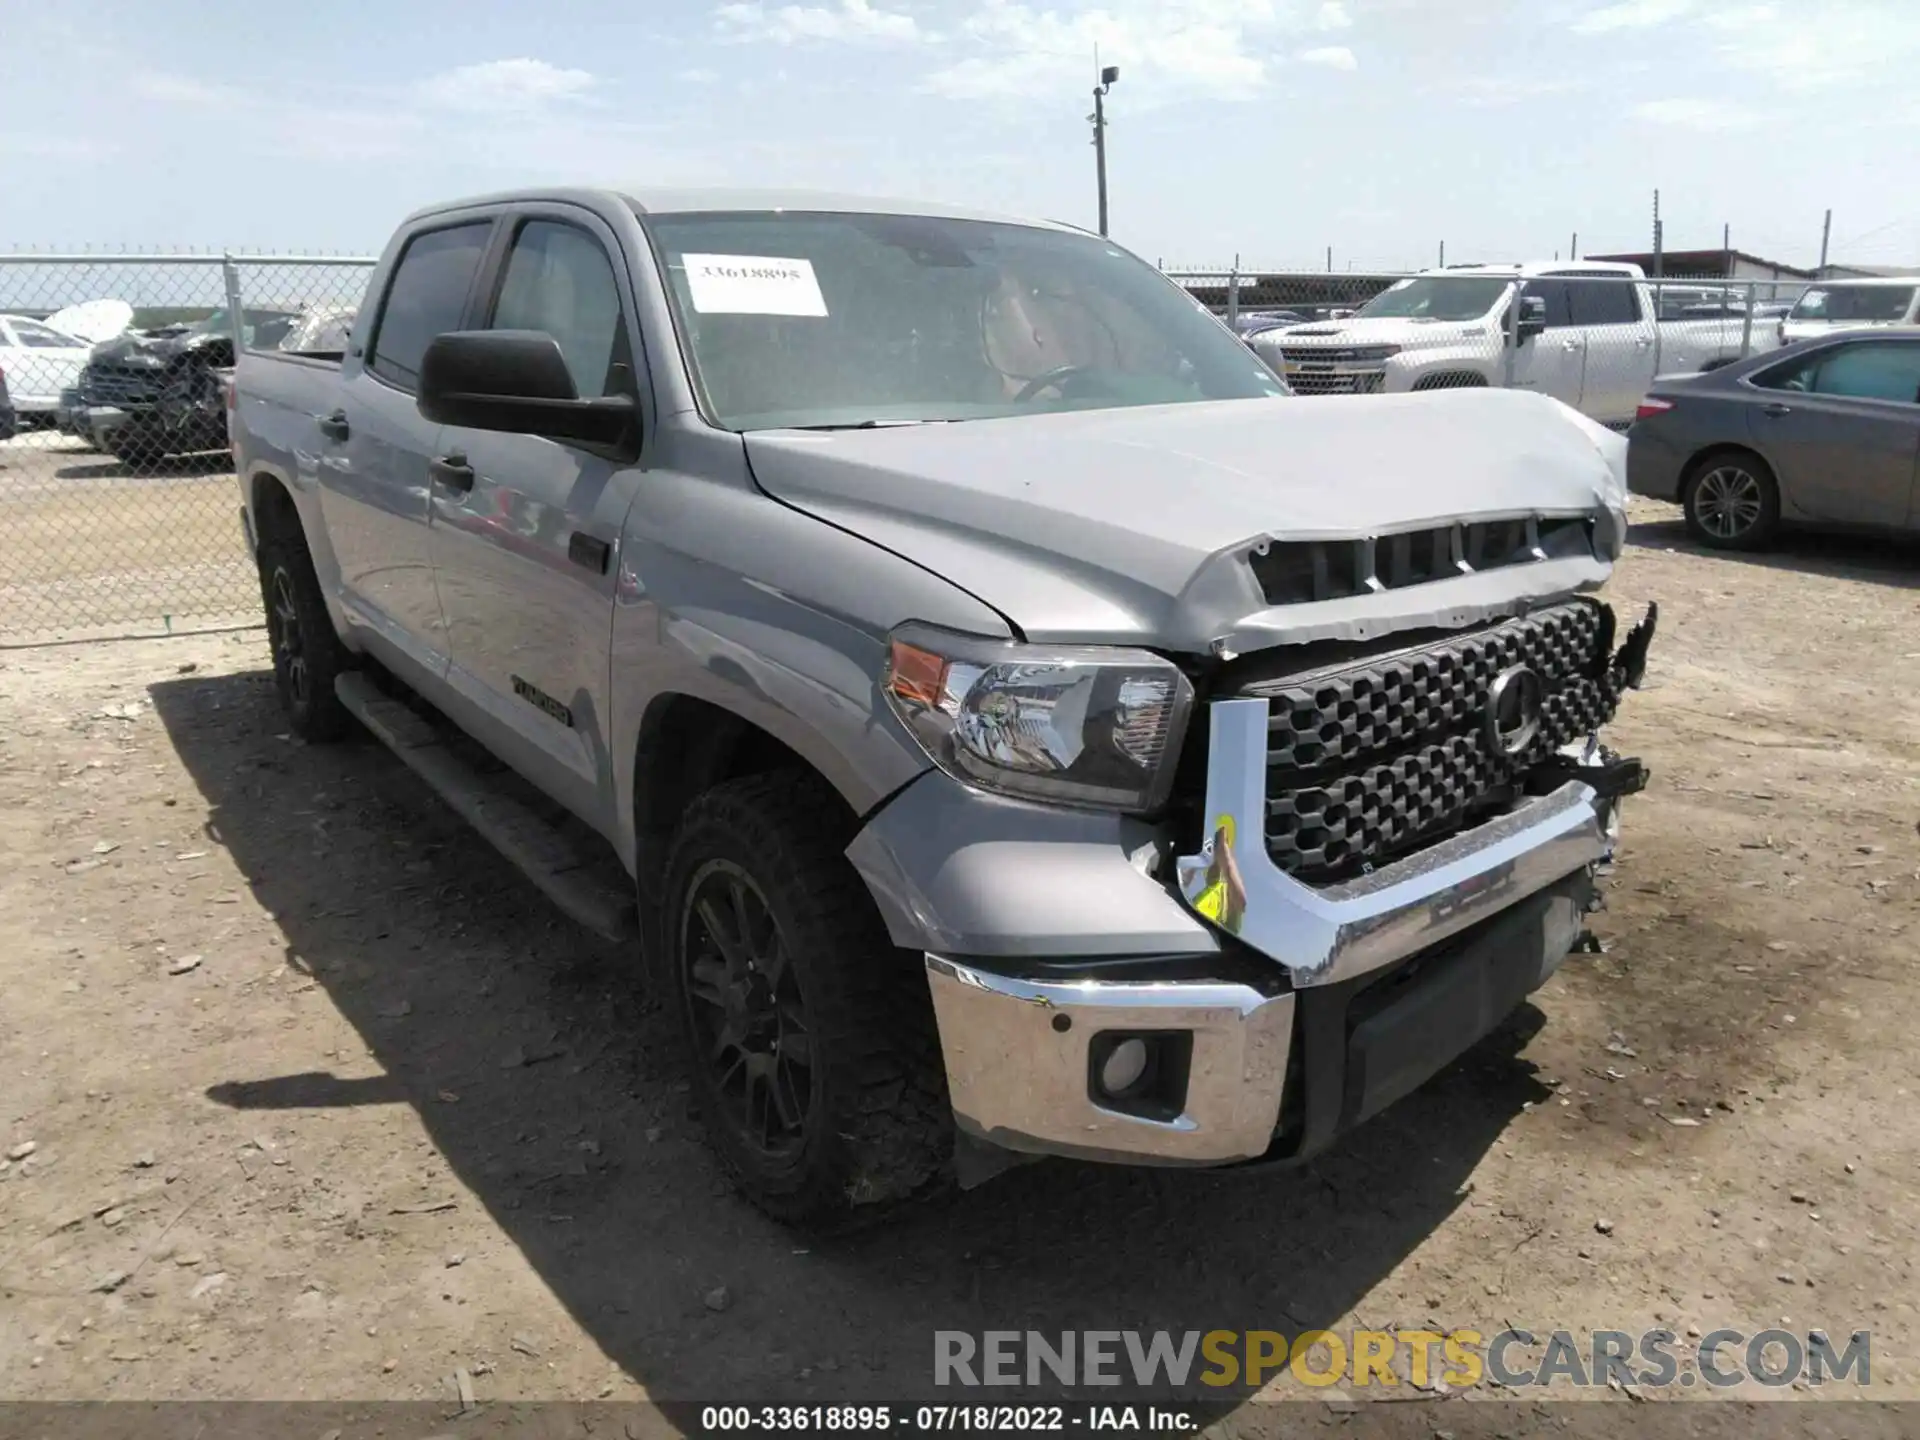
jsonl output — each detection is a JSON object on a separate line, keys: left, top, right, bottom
{"left": 153, "top": 669, "right": 1551, "bottom": 1409}
{"left": 1628, "top": 515, "right": 1919, "bottom": 589}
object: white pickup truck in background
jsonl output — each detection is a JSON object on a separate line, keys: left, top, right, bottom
{"left": 1247, "top": 261, "right": 1780, "bottom": 427}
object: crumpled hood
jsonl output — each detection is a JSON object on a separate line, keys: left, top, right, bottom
{"left": 746, "top": 389, "right": 1626, "bottom": 655}
{"left": 89, "top": 329, "right": 226, "bottom": 369}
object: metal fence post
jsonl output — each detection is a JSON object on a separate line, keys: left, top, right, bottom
{"left": 1226, "top": 254, "right": 1240, "bottom": 331}
{"left": 1739, "top": 280, "right": 1756, "bottom": 358}
{"left": 1502, "top": 280, "right": 1519, "bottom": 388}
{"left": 221, "top": 254, "right": 246, "bottom": 353}
{"left": 1650, "top": 278, "right": 1663, "bottom": 377}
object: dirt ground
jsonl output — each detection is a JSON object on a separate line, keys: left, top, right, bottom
{"left": 0, "top": 431, "right": 253, "bottom": 643}
{"left": 1, "top": 498, "right": 1917, "bottom": 1421}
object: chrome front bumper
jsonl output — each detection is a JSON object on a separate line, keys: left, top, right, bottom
{"left": 925, "top": 698, "right": 1625, "bottom": 1168}
{"left": 926, "top": 959, "right": 1296, "bottom": 1165}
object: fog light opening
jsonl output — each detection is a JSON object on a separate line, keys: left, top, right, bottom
{"left": 1087, "top": 1031, "right": 1194, "bottom": 1121}
{"left": 1098, "top": 1037, "right": 1150, "bottom": 1097}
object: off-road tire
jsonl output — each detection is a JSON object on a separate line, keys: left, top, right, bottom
{"left": 658, "top": 770, "right": 951, "bottom": 1229}
{"left": 257, "top": 532, "right": 354, "bottom": 742}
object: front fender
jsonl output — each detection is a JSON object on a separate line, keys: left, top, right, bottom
{"left": 607, "top": 433, "right": 1013, "bottom": 875}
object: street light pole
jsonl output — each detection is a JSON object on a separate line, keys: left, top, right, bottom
{"left": 1091, "top": 64, "right": 1119, "bottom": 237}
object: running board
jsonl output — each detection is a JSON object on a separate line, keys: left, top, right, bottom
{"left": 334, "top": 672, "right": 638, "bottom": 944}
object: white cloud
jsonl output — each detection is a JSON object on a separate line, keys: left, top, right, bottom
{"left": 922, "top": 0, "right": 1348, "bottom": 102}
{"left": 0, "top": 131, "right": 120, "bottom": 160}
{"left": 1631, "top": 97, "right": 1759, "bottom": 130}
{"left": 1702, "top": 2, "right": 1920, "bottom": 91}
{"left": 716, "top": 0, "right": 921, "bottom": 44}
{"left": 416, "top": 58, "right": 597, "bottom": 112}
{"left": 1299, "top": 44, "right": 1357, "bottom": 69}
{"left": 1447, "top": 76, "right": 1580, "bottom": 106}
{"left": 133, "top": 72, "right": 242, "bottom": 106}
{"left": 1570, "top": 0, "right": 1694, "bottom": 34}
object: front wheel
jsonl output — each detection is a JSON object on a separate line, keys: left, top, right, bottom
{"left": 659, "top": 771, "right": 950, "bottom": 1229}
{"left": 1682, "top": 450, "right": 1780, "bottom": 550}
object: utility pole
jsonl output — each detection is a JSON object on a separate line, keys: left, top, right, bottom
{"left": 1090, "top": 62, "right": 1119, "bottom": 237}
{"left": 1651, "top": 189, "right": 1662, "bottom": 277}
{"left": 1570, "top": 231, "right": 1578, "bottom": 260}
{"left": 1818, "top": 208, "right": 1832, "bottom": 275}
{"left": 1326, "top": 244, "right": 1333, "bottom": 273}
{"left": 1438, "top": 240, "right": 1445, "bottom": 268}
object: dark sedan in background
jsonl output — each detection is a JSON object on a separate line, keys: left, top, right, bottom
{"left": 1628, "top": 330, "right": 1920, "bottom": 550}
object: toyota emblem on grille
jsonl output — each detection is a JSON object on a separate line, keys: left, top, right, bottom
{"left": 1485, "top": 664, "right": 1543, "bottom": 757}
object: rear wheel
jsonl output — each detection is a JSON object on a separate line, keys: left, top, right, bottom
{"left": 257, "top": 532, "right": 354, "bottom": 741}
{"left": 1681, "top": 449, "right": 1780, "bottom": 550}
{"left": 659, "top": 771, "right": 950, "bottom": 1229}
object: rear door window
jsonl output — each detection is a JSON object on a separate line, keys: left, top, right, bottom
{"left": 368, "top": 222, "right": 493, "bottom": 390}
{"left": 11, "top": 319, "right": 84, "bottom": 347}
{"left": 1564, "top": 278, "right": 1643, "bottom": 325}
{"left": 1810, "top": 342, "right": 1920, "bottom": 404}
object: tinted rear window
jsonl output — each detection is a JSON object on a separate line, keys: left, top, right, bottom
{"left": 1789, "top": 285, "right": 1916, "bottom": 323}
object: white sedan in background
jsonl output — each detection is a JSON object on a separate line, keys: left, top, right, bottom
{"left": 0, "top": 314, "right": 95, "bottom": 420}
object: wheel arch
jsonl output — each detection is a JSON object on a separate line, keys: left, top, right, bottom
{"left": 1411, "top": 369, "right": 1492, "bottom": 391}
{"left": 627, "top": 692, "right": 880, "bottom": 907}
{"left": 1680, "top": 441, "right": 1777, "bottom": 492}
{"left": 250, "top": 469, "right": 302, "bottom": 545}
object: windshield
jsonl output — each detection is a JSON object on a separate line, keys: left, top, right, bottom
{"left": 1789, "top": 285, "right": 1916, "bottom": 323}
{"left": 1356, "top": 276, "right": 1509, "bottom": 322}
{"left": 641, "top": 210, "right": 1287, "bottom": 430}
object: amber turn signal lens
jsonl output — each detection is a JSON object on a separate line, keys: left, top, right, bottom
{"left": 886, "top": 640, "right": 950, "bottom": 709}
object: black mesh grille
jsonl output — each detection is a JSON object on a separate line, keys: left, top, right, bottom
{"left": 1248, "top": 516, "right": 1596, "bottom": 607}
{"left": 80, "top": 364, "right": 163, "bottom": 405}
{"left": 1234, "top": 600, "right": 1619, "bottom": 882}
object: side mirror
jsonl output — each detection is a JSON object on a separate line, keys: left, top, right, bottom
{"left": 1515, "top": 295, "right": 1548, "bottom": 342}
{"left": 417, "top": 330, "right": 635, "bottom": 448}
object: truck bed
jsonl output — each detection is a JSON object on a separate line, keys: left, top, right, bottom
{"left": 232, "top": 348, "right": 348, "bottom": 496}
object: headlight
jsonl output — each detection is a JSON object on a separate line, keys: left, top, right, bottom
{"left": 883, "top": 626, "right": 1194, "bottom": 814}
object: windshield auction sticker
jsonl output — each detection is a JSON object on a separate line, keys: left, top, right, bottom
{"left": 682, "top": 254, "right": 828, "bottom": 316}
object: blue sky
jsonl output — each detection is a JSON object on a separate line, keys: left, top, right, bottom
{"left": 4, "top": 0, "right": 1917, "bottom": 271}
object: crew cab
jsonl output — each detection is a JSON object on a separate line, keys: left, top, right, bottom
{"left": 1779, "top": 277, "right": 1920, "bottom": 346}
{"left": 230, "top": 188, "right": 1655, "bottom": 1227}
{"left": 1248, "top": 261, "right": 1775, "bottom": 426}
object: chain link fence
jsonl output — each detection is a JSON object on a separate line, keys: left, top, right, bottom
{"left": 1166, "top": 267, "right": 1800, "bottom": 428}
{"left": 0, "top": 253, "right": 373, "bottom": 645}
{"left": 0, "top": 249, "right": 1813, "bottom": 645}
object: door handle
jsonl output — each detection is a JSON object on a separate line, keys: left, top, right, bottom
{"left": 1562, "top": 340, "right": 1582, "bottom": 352}
{"left": 316, "top": 409, "right": 350, "bottom": 441}
{"left": 429, "top": 452, "right": 475, "bottom": 494}
{"left": 1633, "top": 337, "right": 1653, "bottom": 349}
{"left": 1761, "top": 402, "right": 1792, "bottom": 418}
{"left": 568, "top": 532, "right": 612, "bottom": 574}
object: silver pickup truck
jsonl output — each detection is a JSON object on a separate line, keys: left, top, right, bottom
{"left": 231, "top": 187, "right": 1656, "bottom": 1228}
